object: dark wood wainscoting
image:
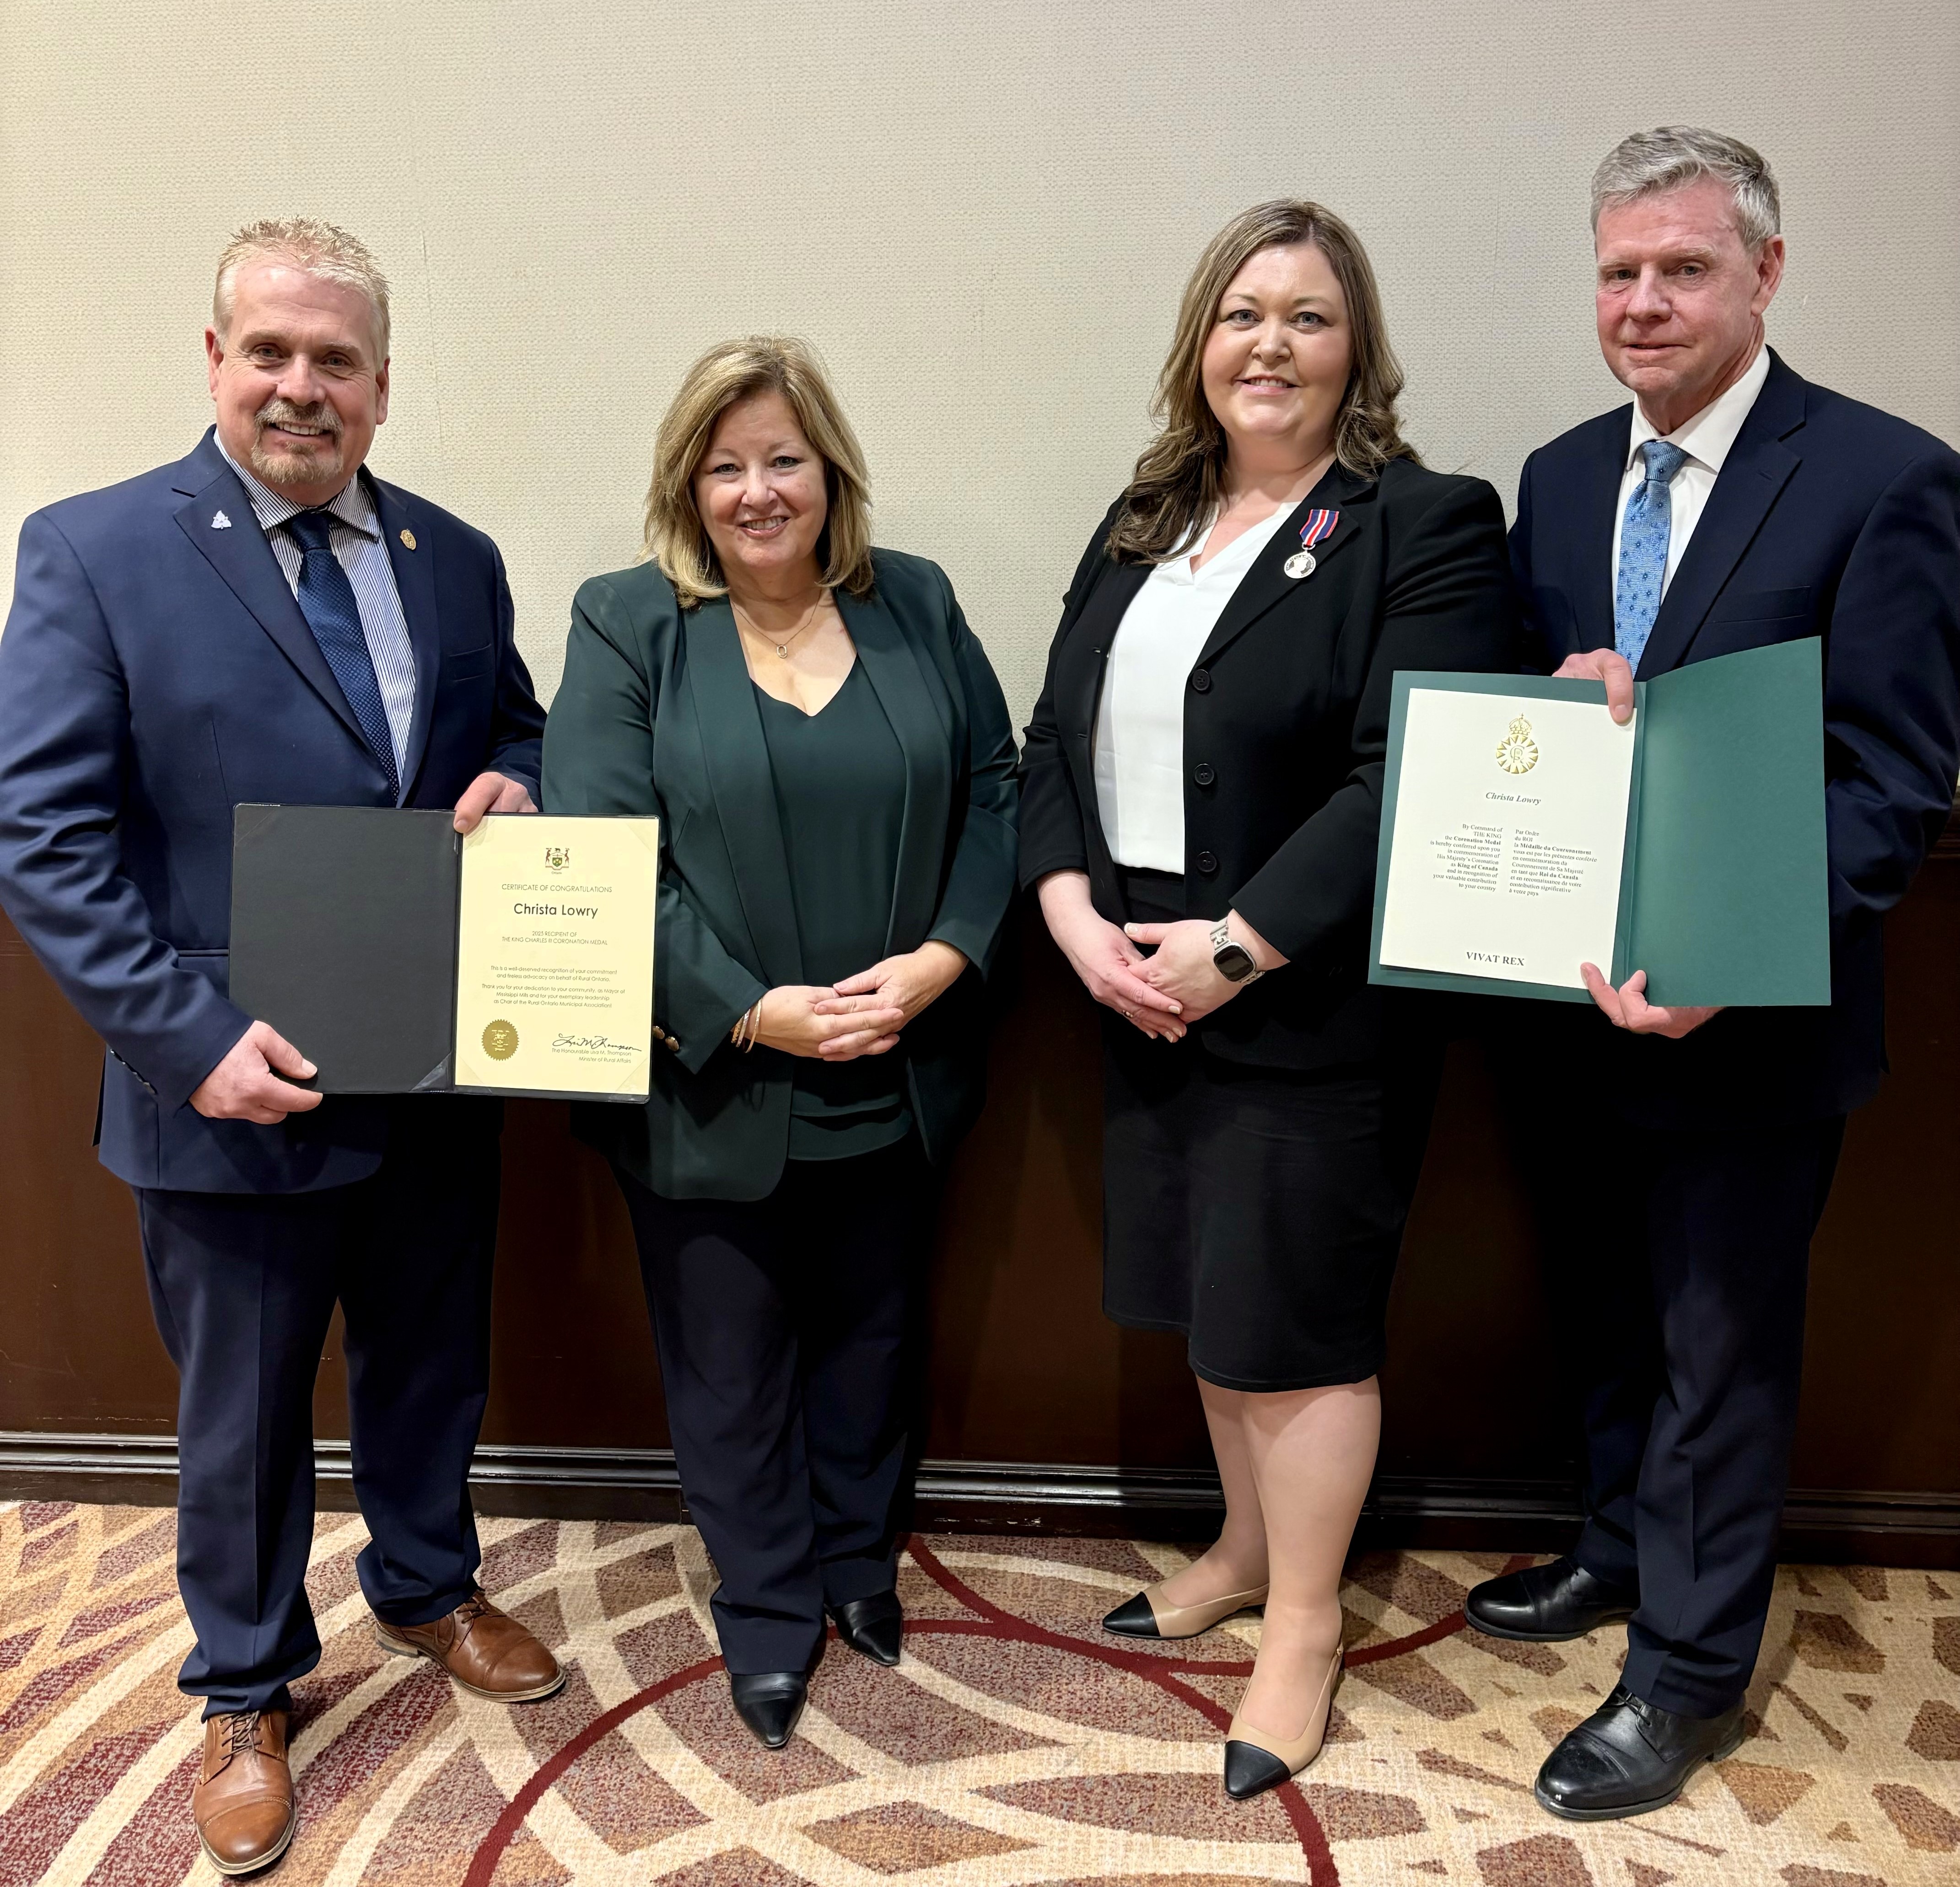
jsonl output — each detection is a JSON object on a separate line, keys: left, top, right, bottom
{"left": 3, "top": 839, "right": 1957, "bottom": 1564}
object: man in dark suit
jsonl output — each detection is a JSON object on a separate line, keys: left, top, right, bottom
{"left": 1464, "top": 129, "right": 1960, "bottom": 1821}
{"left": 0, "top": 218, "right": 560, "bottom": 1874}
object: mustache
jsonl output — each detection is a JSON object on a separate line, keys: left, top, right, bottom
{"left": 254, "top": 399, "right": 343, "bottom": 438}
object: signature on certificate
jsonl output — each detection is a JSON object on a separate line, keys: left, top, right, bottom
{"left": 552, "top": 1032, "right": 640, "bottom": 1057}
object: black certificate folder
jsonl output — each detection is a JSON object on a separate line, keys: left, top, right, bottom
{"left": 228, "top": 805, "right": 656, "bottom": 1103}
{"left": 230, "top": 805, "right": 459, "bottom": 1094}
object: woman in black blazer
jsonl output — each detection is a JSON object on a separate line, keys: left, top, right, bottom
{"left": 1022, "top": 201, "right": 1516, "bottom": 1797}
{"left": 544, "top": 336, "right": 1018, "bottom": 1750}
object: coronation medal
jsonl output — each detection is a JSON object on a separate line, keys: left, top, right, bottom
{"left": 1284, "top": 507, "right": 1340, "bottom": 579}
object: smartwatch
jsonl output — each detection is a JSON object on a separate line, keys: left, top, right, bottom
{"left": 1210, "top": 918, "right": 1264, "bottom": 984}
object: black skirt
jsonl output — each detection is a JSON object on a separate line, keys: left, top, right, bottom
{"left": 1101, "top": 867, "right": 1437, "bottom": 1392}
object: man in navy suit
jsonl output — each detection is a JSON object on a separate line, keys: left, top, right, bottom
{"left": 1464, "top": 129, "right": 1960, "bottom": 1821}
{"left": 0, "top": 219, "right": 561, "bottom": 1873}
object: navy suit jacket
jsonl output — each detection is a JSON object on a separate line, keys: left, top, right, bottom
{"left": 1512, "top": 351, "right": 1960, "bottom": 1126}
{"left": 0, "top": 430, "right": 546, "bottom": 1192}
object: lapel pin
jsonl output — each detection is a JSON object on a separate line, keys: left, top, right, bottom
{"left": 1284, "top": 508, "right": 1339, "bottom": 579}
{"left": 399, "top": 527, "right": 417, "bottom": 551}
{"left": 210, "top": 510, "right": 232, "bottom": 530}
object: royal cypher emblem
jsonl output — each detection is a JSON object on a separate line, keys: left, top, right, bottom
{"left": 1495, "top": 714, "right": 1540, "bottom": 775}
{"left": 481, "top": 1019, "right": 519, "bottom": 1061}
{"left": 544, "top": 845, "right": 571, "bottom": 872}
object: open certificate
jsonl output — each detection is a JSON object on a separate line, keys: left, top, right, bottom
{"left": 453, "top": 815, "right": 660, "bottom": 1097}
{"left": 230, "top": 806, "right": 658, "bottom": 1101}
{"left": 1368, "top": 640, "right": 1830, "bottom": 1007}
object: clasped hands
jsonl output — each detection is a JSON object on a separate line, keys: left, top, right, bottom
{"left": 1038, "top": 870, "right": 1283, "bottom": 1042}
{"left": 1554, "top": 649, "right": 1721, "bottom": 1041}
{"left": 750, "top": 941, "right": 967, "bottom": 1061}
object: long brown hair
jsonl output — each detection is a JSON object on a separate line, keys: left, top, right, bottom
{"left": 639, "top": 335, "right": 875, "bottom": 607}
{"left": 1108, "top": 200, "right": 1416, "bottom": 564}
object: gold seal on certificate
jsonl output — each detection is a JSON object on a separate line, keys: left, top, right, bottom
{"left": 452, "top": 815, "right": 659, "bottom": 1097}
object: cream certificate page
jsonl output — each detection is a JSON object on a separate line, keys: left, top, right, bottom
{"left": 1378, "top": 690, "right": 1636, "bottom": 989}
{"left": 452, "top": 815, "right": 659, "bottom": 1096}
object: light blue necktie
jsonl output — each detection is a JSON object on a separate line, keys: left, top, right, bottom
{"left": 284, "top": 509, "right": 400, "bottom": 800}
{"left": 1614, "top": 439, "right": 1688, "bottom": 671}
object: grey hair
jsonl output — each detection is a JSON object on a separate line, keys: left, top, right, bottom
{"left": 1591, "top": 127, "right": 1782, "bottom": 251}
{"left": 213, "top": 217, "right": 392, "bottom": 356}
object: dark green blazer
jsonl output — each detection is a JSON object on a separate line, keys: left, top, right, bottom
{"left": 542, "top": 548, "right": 1019, "bottom": 1200}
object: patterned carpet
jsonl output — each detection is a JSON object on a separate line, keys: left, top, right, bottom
{"left": 1, "top": 1503, "right": 1957, "bottom": 1885}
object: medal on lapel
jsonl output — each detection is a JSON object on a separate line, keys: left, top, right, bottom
{"left": 1284, "top": 509, "right": 1339, "bottom": 579}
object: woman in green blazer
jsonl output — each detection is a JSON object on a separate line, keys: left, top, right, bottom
{"left": 543, "top": 336, "right": 1018, "bottom": 1751}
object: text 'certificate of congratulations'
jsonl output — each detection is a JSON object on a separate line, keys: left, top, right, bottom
{"left": 1377, "top": 689, "right": 1637, "bottom": 992}
{"left": 452, "top": 815, "right": 659, "bottom": 1098}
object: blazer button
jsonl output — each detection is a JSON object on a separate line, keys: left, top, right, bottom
{"left": 1196, "top": 850, "right": 1219, "bottom": 875}
{"left": 667, "top": 1037, "right": 682, "bottom": 1053}
{"left": 1193, "top": 763, "right": 1216, "bottom": 787}
{"left": 1190, "top": 667, "right": 1212, "bottom": 693}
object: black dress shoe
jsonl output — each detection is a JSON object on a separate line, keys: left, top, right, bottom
{"left": 728, "top": 1671, "right": 808, "bottom": 1748}
{"left": 1465, "top": 1555, "right": 1638, "bottom": 1642}
{"left": 829, "top": 1592, "right": 903, "bottom": 1666}
{"left": 1535, "top": 1685, "right": 1745, "bottom": 1820}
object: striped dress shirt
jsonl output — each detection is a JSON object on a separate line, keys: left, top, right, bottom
{"left": 215, "top": 439, "right": 417, "bottom": 796}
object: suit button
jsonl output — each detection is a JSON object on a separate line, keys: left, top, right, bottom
{"left": 1190, "top": 668, "right": 1212, "bottom": 693}
{"left": 1196, "top": 850, "right": 1218, "bottom": 875}
{"left": 667, "top": 1038, "right": 682, "bottom": 1053}
{"left": 1193, "top": 763, "right": 1216, "bottom": 787}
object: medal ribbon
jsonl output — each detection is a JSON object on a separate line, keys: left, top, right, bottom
{"left": 1298, "top": 509, "right": 1340, "bottom": 552}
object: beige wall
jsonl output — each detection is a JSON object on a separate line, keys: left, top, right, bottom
{"left": 3, "top": 0, "right": 1955, "bottom": 720}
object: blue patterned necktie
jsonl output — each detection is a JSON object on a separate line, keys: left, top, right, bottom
{"left": 1613, "top": 439, "right": 1689, "bottom": 671}
{"left": 284, "top": 509, "right": 399, "bottom": 800}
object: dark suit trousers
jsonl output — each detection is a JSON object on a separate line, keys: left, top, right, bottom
{"left": 135, "top": 1101, "right": 501, "bottom": 1717}
{"left": 614, "top": 1141, "right": 933, "bottom": 1674}
{"left": 1521, "top": 1112, "right": 1844, "bottom": 1717}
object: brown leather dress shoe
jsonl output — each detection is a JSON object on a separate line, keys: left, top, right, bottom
{"left": 374, "top": 1587, "right": 565, "bottom": 1701}
{"left": 192, "top": 1708, "right": 297, "bottom": 1876}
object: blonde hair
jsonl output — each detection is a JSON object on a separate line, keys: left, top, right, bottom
{"left": 213, "top": 217, "right": 391, "bottom": 355}
{"left": 640, "top": 336, "right": 875, "bottom": 606}
{"left": 1109, "top": 199, "right": 1416, "bottom": 564}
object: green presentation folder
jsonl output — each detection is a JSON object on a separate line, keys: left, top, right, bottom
{"left": 1368, "top": 639, "right": 1830, "bottom": 1007}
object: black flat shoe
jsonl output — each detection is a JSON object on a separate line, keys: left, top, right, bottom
{"left": 1465, "top": 1555, "right": 1638, "bottom": 1642}
{"left": 1535, "top": 1685, "right": 1745, "bottom": 1820}
{"left": 829, "top": 1592, "right": 903, "bottom": 1666}
{"left": 728, "top": 1671, "right": 808, "bottom": 1748}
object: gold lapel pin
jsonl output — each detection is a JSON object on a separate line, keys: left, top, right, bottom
{"left": 399, "top": 528, "right": 417, "bottom": 551}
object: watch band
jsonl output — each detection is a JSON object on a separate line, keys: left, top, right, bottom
{"left": 1210, "top": 918, "right": 1264, "bottom": 984}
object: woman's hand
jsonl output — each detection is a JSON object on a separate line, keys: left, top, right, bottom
{"left": 1037, "top": 871, "right": 1186, "bottom": 1041}
{"left": 1126, "top": 911, "right": 1286, "bottom": 1025}
{"left": 751, "top": 985, "right": 905, "bottom": 1061}
{"left": 814, "top": 941, "right": 968, "bottom": 1057}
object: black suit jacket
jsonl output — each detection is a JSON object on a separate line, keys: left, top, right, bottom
{"left": 1512, "top": 351, "right": 1960, "bottom": 1126}
{"left": 1021, "top": 458, "right": 1519, "bottom": 1070}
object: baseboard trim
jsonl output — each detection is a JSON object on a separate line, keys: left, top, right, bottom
{"left": 2, "top": 1431, "right": 1954, "bottom": 1566}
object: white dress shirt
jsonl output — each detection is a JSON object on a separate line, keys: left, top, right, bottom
{"left": 1093, "top": 505, "right": 1294, "bottom": 872}
{"left": 1610, "top": 343, "right": 1772, "bottom": 598}
{"left": 215, "top": 438, "right": 418, "bottom": 788}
